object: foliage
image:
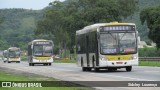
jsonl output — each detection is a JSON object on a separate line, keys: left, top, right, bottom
{"left": 139, "top": 61, "right": 160, "bottom": 67}
{"left": 35, "top": 0, "right": 138, "bottom": 54}
{"left": 0, "top": 9, "right": 43, "bottom": 50}
{"left": 140, "top": 6, "right": 160, "bottom": 48}
{"left": 124, "top": 0, "right": 160, "bottom": 44}
{"left": 138, "top": 47, "right": 160, "bottom": 57}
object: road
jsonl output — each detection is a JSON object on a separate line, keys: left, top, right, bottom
{"left": 0, "top": 60, "right": 160, "bottom": 90}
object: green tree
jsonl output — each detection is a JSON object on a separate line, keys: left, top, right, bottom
{"left": 140, "top": 6, "right": 160, "bottom": 48}
{"left": 35, "top": 0, "right": 138, "bottom": 55}
{"left": 0, "top": 17, "right": 3, "bottom": 24}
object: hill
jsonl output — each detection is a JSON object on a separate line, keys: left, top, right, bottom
{"left": 0, "top": 9, "right": 43, "bottom": 49}
{"left": 0, "top": 0, "right": 160, "bottom": 50}
{"left": 124, "top": 0, "right": 160, "bottom": 44}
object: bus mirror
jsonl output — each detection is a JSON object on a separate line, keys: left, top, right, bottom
{"left": 76, "top": 45, "right": 81, "bottom": 52}
{"left": 31, "top": 45, "right": 33, "bottom": 49}
{"left": 138, "top": 36, "right": 140, "bottom": 45}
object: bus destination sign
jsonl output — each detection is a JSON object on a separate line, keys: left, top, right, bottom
{"left": 100, "top": 25, "right": 135, "bottom": 31}
{"left": 35, "top": 42, "right": 51, "bottom": 45}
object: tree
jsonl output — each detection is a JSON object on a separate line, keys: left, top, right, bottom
{"left": 35, "top": 0, "right": 138, "bottom": 55}
{"left": 0, "top": 17, "right": 3, "bottom": 24}
{"left": 140, "top": 6, "right": 160, "bottom": 48}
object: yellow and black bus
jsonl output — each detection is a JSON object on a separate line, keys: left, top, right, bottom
{"left": 5, "top": 47, "right": 21, "bottom": 63}
{"left": 28, "top": 39, "right": 54, "bottom": 66}
{"left": 76, "top": 22, "right": 139, "bottom": 72}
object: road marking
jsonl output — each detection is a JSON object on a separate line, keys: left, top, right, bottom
{"left": 143, "top": 71, "right": 160, "bottom": 73}
{"left": 89, "top": 73, "right": 155, "bottom": 81}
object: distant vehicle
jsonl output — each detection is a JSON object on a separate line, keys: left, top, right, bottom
{"left": 4, "top": 47, "right": 21, "bottom": 63}
{"left": 76, "top": 22, "right": 139, "bottom": 72}
{"left": 2, "top": 50, "right": 8, "bottom": 63}
{"left": 54, "top": 55, "right": 60, "bottom": 59}
{"left": 28, "top": 39, "right": 54, "bottom": 66}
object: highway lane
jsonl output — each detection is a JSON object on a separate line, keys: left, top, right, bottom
{"left": 0, "top": 61, "right": 160, "bottom": 90}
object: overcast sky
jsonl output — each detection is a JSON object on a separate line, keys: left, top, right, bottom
{"left": 0, "top": 0, "right": 65, "bottom": 10}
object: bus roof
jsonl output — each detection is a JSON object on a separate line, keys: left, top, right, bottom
{"left": 76, "top": 22, "right": 135, "bottom": 35}
{"left": 28, "top": 39, "right": 53, "bottom": 45}
{"left": 8, "top": 47, "right": 20, "bottom": 50}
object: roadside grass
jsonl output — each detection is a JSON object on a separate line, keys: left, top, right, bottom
{"left": 54, "top": 58, "right": 76, "bottom": 63}
{"left": 0, "top": 71, "right": 91, "bottom": 90}
{"left": 139, "top": 61, "right": 160, "bottom": 67}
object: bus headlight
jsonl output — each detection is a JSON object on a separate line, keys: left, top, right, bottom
{"left": 100, "top": 57, "right": 109, "bottom": 61}
{"left": 129, "top": 55, "right": 137, "bottom": 60}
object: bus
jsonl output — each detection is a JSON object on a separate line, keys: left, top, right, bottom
{"left": 2, "top": 50, "right": 8, "bottom": 63}
{"left": 28, "top": 39, "right": 54, "bottom": 66}
{"left": 6, "top": 47, "right": 21, "bottom": 63}
{"left": 76, "top": 22, "right": 139, "bottom": 72}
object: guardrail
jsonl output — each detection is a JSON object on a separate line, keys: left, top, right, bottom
{"left": 139, "top": 57, "right": 160, "bottom": 61}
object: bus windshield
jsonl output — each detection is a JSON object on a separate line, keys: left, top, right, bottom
{"left": 100, "top": 32, "right": 136, "bottom": 54}
{"left": 33, "top": 45, "right": 53, "bottom": 56}
{"left": 119, "top": 33, "right": 136, "bottom": 54}
{"left": 100, "top": 33, "right": 118, "bottom": 54}
{"left": 9, "top": 50, "right": 20, "bottom": 58}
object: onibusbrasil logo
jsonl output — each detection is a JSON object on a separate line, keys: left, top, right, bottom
{"left": 1, "top": 82, "right": 42, "bottom": 87}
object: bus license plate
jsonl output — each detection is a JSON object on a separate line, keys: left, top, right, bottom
{"left": 40, "top": 60, "right": 46, "bottom": 62}
{"left": 116, "top": 62, "right": 123, "bottom": 64}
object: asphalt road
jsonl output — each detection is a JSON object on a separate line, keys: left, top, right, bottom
{"left": 0, "top": 60, "right": 160, "bottom": 90}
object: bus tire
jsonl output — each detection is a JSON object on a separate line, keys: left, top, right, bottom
{"left": 32, "top": 63, "right": 34, "bottom": 66}
{"left": 95, "top": 68, "right": 99, "bottom": 72}
{"left": 92, "top": 56, "right": 95, "bottom": 68}
{"left": 16, "top": 61, "right": 20, "bottom": 63}
{"left": 87, "top": 68, "right": 92, "bottom": 71}
{"left": 49, "top": 63, "right": 52, "bottom": 66}
{"left": 82, "top": 67, "right": 87, "bottom": 71}
{"left": 126, "top": 66, "right": 132, "bottom": 72}
{"left": 29, "top": 63, "right": 31, "bottom": 66}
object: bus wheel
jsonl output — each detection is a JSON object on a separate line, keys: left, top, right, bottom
{"left": 82, "top": 67, "right": 87, "bottom": 71}
{"left": 49, "top": 63, "right": 52, "bottom": 66}
{"left": 16, "top": 61, "right": 20, "bottom": 63}
{"left": 108, "top": 68, "right": 113, "bottom": 71}
{"left": 126, "top": 66, "right": 132, "bottom": 72}
{"left": 32, "top": 63, "right": 34, "bottom": 66}
{"left": 95, "top": 68, "right": 99, "bottom": 72}
{"left": 87, "top": 68, "right": 92, "bottom": 71}
{"left": 29, "top": 63, "right": 33, "bottom": 66}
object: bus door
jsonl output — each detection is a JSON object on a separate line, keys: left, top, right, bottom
{"left": 86, "top": 35, "right": 89, "bottom": 67}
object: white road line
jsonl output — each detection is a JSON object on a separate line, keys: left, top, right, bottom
{"left": 89, "top": 73, "right": 155, "bottom": 81}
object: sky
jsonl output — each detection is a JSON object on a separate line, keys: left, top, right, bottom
{"left": 0, "top": 0, "right": 65, "bottom": 10}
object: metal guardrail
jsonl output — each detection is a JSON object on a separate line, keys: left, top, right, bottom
{"left": 139, "top": 57, "right": 160, "bottom": 61}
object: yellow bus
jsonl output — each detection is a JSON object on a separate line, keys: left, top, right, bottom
{"left": 6, "top": 47, "right": 21, "bottom": 63}
{"left": 28, "top": 39, "right": 54, "bottom": 66}
{"left": 76, "top": 22, "right": 139, "bottom": 72}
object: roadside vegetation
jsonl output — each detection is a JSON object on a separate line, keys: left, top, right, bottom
{"left": 0, "top": 70, "right": 91, "bottom": 90}
{"left": 139, "top": 61, "right": 160, "bottom": 67}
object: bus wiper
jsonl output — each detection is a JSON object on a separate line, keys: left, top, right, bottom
{"left": 120, "top": 33, "right": 126, "bottom": 40}
{"left": 108, "top": 32, "right": 116, "bottom": 40}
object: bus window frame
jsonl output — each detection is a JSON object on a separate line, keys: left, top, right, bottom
{"left": 33, "top": 44, "right": 53, "bottom": 57}
{"left": 99, "top": 31, "right": 138, "bottom": 55}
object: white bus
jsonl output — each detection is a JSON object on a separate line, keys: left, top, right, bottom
{"left": 6, "top": 47, "right": 21, "bottom": 63}
{"left": 3, "top": 50, "right": 8, "bottom": 63}
{"left": 76, "top": 22, "right": 139, "bottom": 72}
{"left": 28, "top": 39, "right": 54, "bottom": 66}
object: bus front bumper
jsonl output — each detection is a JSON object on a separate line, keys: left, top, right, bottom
{"left": 99, "top": 60, "right": 138, "bottom": 67}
